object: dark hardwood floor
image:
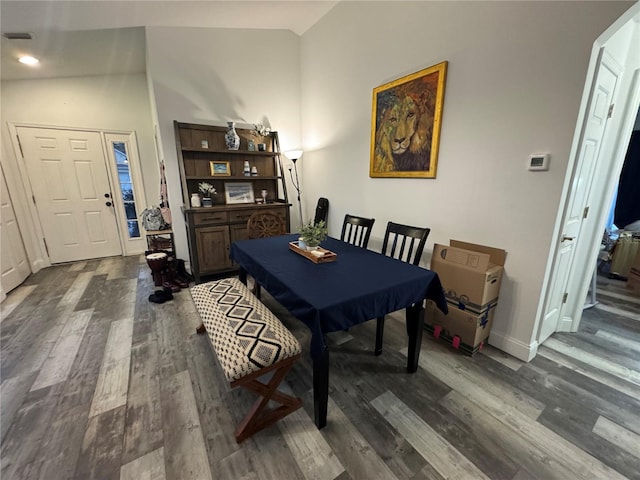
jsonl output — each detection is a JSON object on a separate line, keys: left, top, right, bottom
{"left": 1, "top": 255, "right": 639, "bottom": 479}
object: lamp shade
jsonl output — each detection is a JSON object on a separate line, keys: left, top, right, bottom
{"left": 285, "top": 149, "right": 303, "bottom": 160}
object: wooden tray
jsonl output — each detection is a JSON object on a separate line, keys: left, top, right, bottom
{"left": 289, "top": 242, "right": 337, "bottom": 264}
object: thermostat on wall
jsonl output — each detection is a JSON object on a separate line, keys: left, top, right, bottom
{"left": 529, "top": 153, "right": 550, "bottom": 171}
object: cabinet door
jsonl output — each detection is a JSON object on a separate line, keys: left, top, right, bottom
{"left": 230, "top": 223, "right": 249, "bottom": 244}
{"left": 195, "top": 225, "right": 231, "bottom": 273}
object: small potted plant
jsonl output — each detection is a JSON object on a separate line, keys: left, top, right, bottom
{"left": 252, "top": 123, "right": 271, "bottom": 151}
{"left": 299, "top": 220, "right": 328, "bottom": 251}
{"left": 198, "top": 182, "right": 216, "bottom": 207}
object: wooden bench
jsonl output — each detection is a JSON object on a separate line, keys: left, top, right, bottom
{"left": 190, "top": 278, "right": 302, "bottom": 443}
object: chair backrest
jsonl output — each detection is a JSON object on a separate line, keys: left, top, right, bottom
{"left": 381, "top": 221, "right": 430, "bottom": 265}
{"left": 314, "top": 197, "right": 329, "bottom": 225}
{"left": 247, "top": 212, "right": 287, "bottom": 239}
{"left": 340, "top": 214, "right": 375, "bottom": 249}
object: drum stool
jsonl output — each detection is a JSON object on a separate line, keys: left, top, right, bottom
{"left": 146, "top": 252, "right": 168, "bottom": 286}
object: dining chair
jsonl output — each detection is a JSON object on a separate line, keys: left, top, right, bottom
{"left": 247, "top": 211, "right": 287, "bottom": 239}
{"left": 246, "top": 212, "right": 287, "bottom": 298}
{"left": 375, "top": 221, "right": 431, "bottom": 355}
{"left": 314, "top": 197, "right": 329, "bottom": 225}
{"left": 340, "top": 214, "right": 375, "bottom": 249}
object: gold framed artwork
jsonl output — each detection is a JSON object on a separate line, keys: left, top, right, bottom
{"left": 370, "top": 61, "right": 448, "bottom": 178}
{"left": 210, "top": 161, "right": 231, "bottom": 176}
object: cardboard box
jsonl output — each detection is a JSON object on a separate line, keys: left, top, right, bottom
{"left": 426, "top": 300, "right": 495, "bottom": 350}
{"left": 430, "top": 240, "right": 506, "bottom": 312}
{"left": 626, "top": 250, "right": 640, "bottom": 296}
{"left": 611, "top": 234, "right": 640, "bottom": 277}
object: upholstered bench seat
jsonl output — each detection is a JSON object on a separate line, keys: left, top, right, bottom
{"left": 190, "top": 277, "right": 302, "bottom": 442}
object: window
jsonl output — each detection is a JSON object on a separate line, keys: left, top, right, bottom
{"left": 112, "top": 141, "right": 140, "bottom": 238}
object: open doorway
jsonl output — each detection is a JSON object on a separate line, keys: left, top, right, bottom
{"left": 537, "top": 3, "right": 640, "bottom": 348}
{"left": 598, "top": 110, "right": 640, "bottom": 285}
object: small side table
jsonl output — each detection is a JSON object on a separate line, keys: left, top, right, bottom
{"left": 146, "top": 229, "right": 174, "bottom": 255}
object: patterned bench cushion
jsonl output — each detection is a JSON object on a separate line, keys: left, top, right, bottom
{"left": 190, "top": 278, "right": 302, "bottom": 382}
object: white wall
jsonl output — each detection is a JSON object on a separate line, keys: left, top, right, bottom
{"left": 299, "top": 1, "right": 632, "bottom": 359}
{"left": 1, "top": 73, "right": 159, "bottom": 267}
{"left": 145, "top": 27, "right": 302, "bottom": 263}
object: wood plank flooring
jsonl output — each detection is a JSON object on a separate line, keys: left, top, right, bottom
{"left": 1, "top": 256, "right": 639, "bottom": 479}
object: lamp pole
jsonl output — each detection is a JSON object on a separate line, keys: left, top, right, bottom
{"left": 289, "top": 158, "right": 303, "bottom": 228}
{"left": 285, "top": 150, "right": 304, "bottom": 229}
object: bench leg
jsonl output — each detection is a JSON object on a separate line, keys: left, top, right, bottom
{"left": 232, "top": 354, "right": 302, "bottom": 443}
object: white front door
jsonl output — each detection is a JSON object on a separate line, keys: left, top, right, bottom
{"left": 17, "top": 126, "right": 122, "bottom": 263}
{"left": 538, "top": 51, "right": 621, "bottom": 343}
{"left": 1, "top": 166, "right": 31, "bottom": 297}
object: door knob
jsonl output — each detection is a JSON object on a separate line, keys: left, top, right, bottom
{"left": 104, "top": 193, "right": 111, "bottom": 198}
{"left": 105, "top": 201, "right": 112, "bottom": 207}
{"left": 561, "top": 235, "right": 575, "bottom": 242}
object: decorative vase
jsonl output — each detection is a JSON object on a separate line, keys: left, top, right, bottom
{"left": 298, "top": 238, "right": 307, "bottom": 250}
{"left": 190, "top": 193, "right": 202, "bottom": 208}
{"left": 247, "top": 139, "right": 255, "bottom": 151}
{"left": 243, "top": 161, "right": 251, "bottom": 176}
{"left": 202, "top": 197, "right": 213, "bottom": 207}
{"left": 225, "top": 122, "right": 240, "bottom": 150}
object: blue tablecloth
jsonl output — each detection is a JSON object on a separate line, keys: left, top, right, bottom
{"left": 230, "top": 234, "right": 447, "bottom": 358}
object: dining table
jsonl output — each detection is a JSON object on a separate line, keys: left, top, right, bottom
{"left": 229, "top": 234, "right": 448, "bottom": 429}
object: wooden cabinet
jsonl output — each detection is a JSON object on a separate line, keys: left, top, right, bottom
{"left": 175, "top": 121, "right": 290, "bottom": 281}
{"left": 195, "top": 225, "right": 231, "bottom": 272}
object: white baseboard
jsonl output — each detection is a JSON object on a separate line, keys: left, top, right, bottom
{"left": 488, "top": 330, "right": 538, "bottom": 362}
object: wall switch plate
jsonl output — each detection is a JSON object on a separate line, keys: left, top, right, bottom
{"left": 529, "top": 153, "right": 550, "bottom": 171}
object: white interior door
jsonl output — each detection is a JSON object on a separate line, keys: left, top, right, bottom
{"left": 1, "top": 166, "right": 31, "bottom": 297}
{"left": 538, "top": 51, "right": 621, "bottom": 343}
{"left": 17, "top": 126, "right": 122, "bottom": 263}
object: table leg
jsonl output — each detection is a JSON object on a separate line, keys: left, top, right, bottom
{"left": 313, "top": 336, "right": 329, "bottom": 429}
{"left": 406, "top": 302, "right": 425, "bottom": 373}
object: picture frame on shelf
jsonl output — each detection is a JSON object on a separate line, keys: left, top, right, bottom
{"left": 210, "top": 161, "right": 231, "bottom": 176}
{"left": 224, "top": 182, "right": 255, "bottom": 204}
{"left": 370, "top": 61, "right": 448, "bottom": 179}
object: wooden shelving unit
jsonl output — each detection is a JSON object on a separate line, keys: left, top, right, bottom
{"left": 174, "top": 121, "right": 291, "bottom": 282}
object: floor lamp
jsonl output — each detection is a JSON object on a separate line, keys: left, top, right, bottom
{"left": 285, "top": 150, "right": 304, "bottom": 229}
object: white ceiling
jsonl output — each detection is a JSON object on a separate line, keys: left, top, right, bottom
{"left": 0, "top": 0, "right": 338, "bottom": 80}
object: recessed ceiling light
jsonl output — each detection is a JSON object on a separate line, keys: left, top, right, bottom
{"left": 18, "top": 55, "right": 39, "bottom": 65}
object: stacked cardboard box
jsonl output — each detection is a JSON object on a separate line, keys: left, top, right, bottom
{"left": 426, "top": 240, "right": 507, "bottom": 355}
{"left": 626, "top": 250, "right": 640, "bottom": 296}
{"left": 610, "top": 233, "right": 640, "bottom": 278}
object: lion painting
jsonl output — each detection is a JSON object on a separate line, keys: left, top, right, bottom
{"left": 370, "top": 62, "right": 447, "bottom": 178}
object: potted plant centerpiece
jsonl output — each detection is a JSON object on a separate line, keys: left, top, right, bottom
{"left": 299, "top": 220, "right": 328, "bottom": 251}
{"left": 198, "top": 182, "right": 216, "bottom": 207}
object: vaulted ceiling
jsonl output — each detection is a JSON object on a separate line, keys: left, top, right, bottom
{"left": 0, "top": 1, "right": 337, "bottom": 80}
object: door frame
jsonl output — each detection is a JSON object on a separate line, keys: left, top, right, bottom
{"left": 536, "top": 4, "right": 640, "bottom": 348}
{"left": 6, "top": 122, "right": 148, "bottom": 266}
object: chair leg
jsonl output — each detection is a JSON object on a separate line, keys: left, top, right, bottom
{"left": 232, "top": 354, "right": 302, "bottom": 443}
{"left": 375, "top": 316, "right": 385, "bottom": 355}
